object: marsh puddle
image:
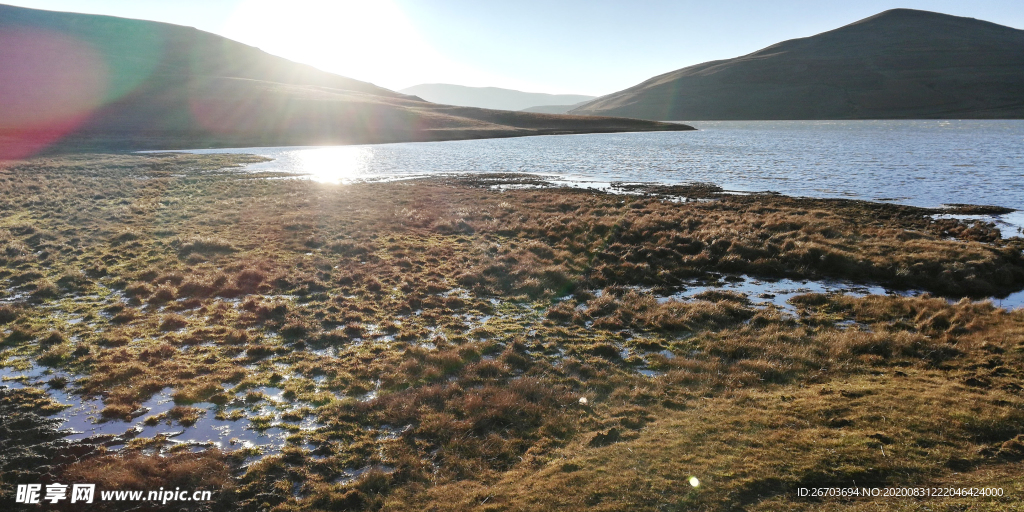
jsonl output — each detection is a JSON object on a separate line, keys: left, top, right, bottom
{"left": 333, "top": 465, "right": 395, "bottom": 486}
{"left": 0, "top": 363, "right": 319, "bottom": 457}
{"left": 486, "top": 177, "right": 724, "bottom": 203}
{"left": 655, "top": 275, "right": 900, "bottom": 315}
{"left": 0, "top": 289, "right": 28, "bottom": 303}
{"left": 994, "top": 289, "right": 1024, "bottom": 310}
{"left": 655, "top": 273, "right": 1024, "bottom": 312}
{"left": 931, "top": 211, "right": 1024, "bottom": 239}
{"left": 489, "top": 178, "right": 614, "bottom": 193}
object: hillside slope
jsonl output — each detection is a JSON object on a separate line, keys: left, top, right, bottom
{"left": 571, "top": 9, "right": 1024, "bottom": 120}
{"left": 0, "top": 4, "right": 688, "bottom": 158}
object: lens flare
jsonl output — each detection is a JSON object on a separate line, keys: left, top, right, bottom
{"left": 0, "top": 29, "right": 108, "bottom": 159}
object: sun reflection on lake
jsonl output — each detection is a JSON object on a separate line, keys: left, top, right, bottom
{"left": 294, "top": 146, "right": 375, "bottom": 183}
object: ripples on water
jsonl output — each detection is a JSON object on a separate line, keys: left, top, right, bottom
{"left": 174, "top": 120, "right": 1024, "bottom": 210}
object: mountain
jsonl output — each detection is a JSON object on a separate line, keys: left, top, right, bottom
{"left": 521, "top": 100, "right": 595, "bottom": 114}
{"left": 571, "top": 9, "right": 1024, "bottom": 120}
{"left": 400, "top": 84, "right": 595, "bottom": 112}
{"left": 0, "top": 5, "right": 688, "bottom": 159}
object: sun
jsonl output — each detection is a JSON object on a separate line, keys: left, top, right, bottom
{"left": 221, "top": 0, "right": 450, "bottom": 90}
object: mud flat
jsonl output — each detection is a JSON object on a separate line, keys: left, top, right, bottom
{"left": 1, "top": 153, "right": 1023, "bottom": 510}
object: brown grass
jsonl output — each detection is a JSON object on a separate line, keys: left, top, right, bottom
{"left": 1, "top": 154, "right": 1022, "bottom": 511}
{"left": 58, "top": 451, "right": 236, "bottom": 511}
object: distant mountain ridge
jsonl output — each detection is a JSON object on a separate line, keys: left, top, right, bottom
{"left": 400, "top": 84, "right": 595, "bottom": 112}
{"left": 571, "top": 9, "right": 1024, "bottom": 120}
{"left": 521, "top": 100, "right": 594, "bottom": 114}
{"left": 0, "top": 4, "right": 688, "bottom": 158}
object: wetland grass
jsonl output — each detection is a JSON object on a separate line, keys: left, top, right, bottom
{"left": 0, "top": 153, "right": 1022, "bottom": 510}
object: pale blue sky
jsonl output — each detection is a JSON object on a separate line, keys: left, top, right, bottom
{"left": 6, "top": 1, "right": 1023, "bottom": 95}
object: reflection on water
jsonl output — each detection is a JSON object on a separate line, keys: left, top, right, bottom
{"left": 656, "top": 275, "right": 899, "bottom": 315}
{"left": 166, "top": 120, "right": 1024, "bottom": 211}
{"left": 0, "top": 365, "right": 315, "bottom": 456}
{"left": 291, "top": 146, "right": 377, "bottom": 183}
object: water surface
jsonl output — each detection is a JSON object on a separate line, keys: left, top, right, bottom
{"left": 172, "top": 120, "right": 1024, "bottom": 211}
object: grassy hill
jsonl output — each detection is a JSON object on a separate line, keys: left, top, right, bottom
{"left": 0, "top": 4, "right": 688, "bottom": 158}
{"left": 571, "top": 9, "right": 1024, "bottom": 120}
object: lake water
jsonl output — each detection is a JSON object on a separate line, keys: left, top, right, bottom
{"left": 172, "top": 120, "right": 1024, "bottom": 212}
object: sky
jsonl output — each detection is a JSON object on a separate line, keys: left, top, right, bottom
{"left": 5, "top": 1, "right": 1023, "bottom": 96}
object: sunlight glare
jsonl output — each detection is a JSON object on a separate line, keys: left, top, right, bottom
{"left": 295, "top": 146, "right": 374, "bottom": 184}
{"left": 221, "top": 0, "right": 493, "bottom": 90}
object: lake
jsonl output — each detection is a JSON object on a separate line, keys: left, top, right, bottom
{"left": 171, "top": 120, "right": 1024, "bottom": 233}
